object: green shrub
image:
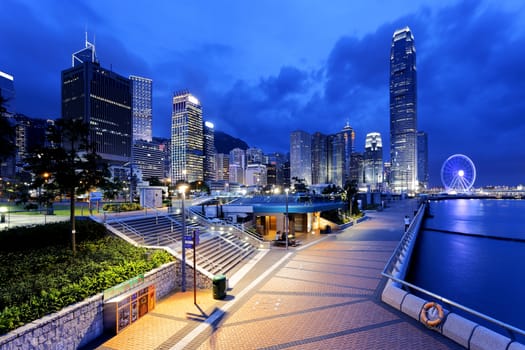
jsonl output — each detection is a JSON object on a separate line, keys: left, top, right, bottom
{"left": 102, "top": 203, "right": 142, "bottom": 212}
{"left": 0, "top": 222, "right": 173, "bottom": 335}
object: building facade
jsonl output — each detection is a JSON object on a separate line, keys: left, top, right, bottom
{"left": 390, "top": 26, "right": 418, "bottom": 193}
{"left": 0, "top": 70, "right": 15, "bottom": 113}
{"left": 130, "top": 75, "right": 153, "bottom": 142}
{"left": 171, "top": 91, "right": 203, "bottom": 184}
{"left": 311, "top": 132, "right": 329, "bottom": 185}
{"left": 417, "top": 131, "right": 429, "bottom": 190}
{"left": 290, "top": 130, "right": 312, "bottom": 186}
{"left": 363, "top": 132, "right": 383, "bottom": 191}
{"left": 62, "top": 37, "right": 132, "bottom": 164}
{"left": 203, "top": 121, "right": 216, "bottom": 182}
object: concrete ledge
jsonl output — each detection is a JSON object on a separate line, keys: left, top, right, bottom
{"left": 509, "top": 341, "right": 525, "bottom": 350}
{"left": 470, "top": 325, "right": 511, "bottom": 350}
{"left": 381, "top": 283, "right": 408, "bottom": 310}
{"left": 442, "top": 312, "right": 477, "bottom": 348}
{"left": 400, "top": 293, "right": 426, "bottom": 321}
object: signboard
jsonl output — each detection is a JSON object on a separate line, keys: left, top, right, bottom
{"left": 184, "top": 234, "right": 193, "bottom": 249}
{"left": 89, "top": 191, "right": 103, "bottom": 202}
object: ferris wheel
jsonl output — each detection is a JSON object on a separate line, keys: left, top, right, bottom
{"left": 441, "top": 154, "right": 476, "bottom": 193}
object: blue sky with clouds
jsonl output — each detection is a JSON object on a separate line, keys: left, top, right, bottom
{"left": 1, "top": 0, "right": 525, "bottom": 187}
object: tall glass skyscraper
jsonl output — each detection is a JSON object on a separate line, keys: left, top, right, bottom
{"left": 203, "top": 121, "right": 216, "bottom": 182}
{"left": 62, "top": 37, "right": 132, "bottom": 164}
{"left": 171, "top": 91, "right": 203, "bottom": 183}
{"left": 130, "top": 75, "right": 153, "bottom": 142}
{"left": 390, "top": 26, "right": 417, "bottom": 193}
{"left": 417, "top": 131, "right": 429, "bottom": 189}
{"left": 290, "top": 130, "right": 312, "bottom": 186}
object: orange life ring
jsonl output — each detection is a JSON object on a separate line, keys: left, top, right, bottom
{"left": 420, "top": 301, "right": 444, "bottom": 327}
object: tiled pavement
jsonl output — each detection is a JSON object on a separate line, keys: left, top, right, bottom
{"left": 92, "top": 199, "right": 463, "bottom": 350}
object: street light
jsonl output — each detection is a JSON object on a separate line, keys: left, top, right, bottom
{"left": 179, "top": 184, "right": 189, "bottom": 292}
{"left": 285, "top": 188, "right": 289, "bottom": 250}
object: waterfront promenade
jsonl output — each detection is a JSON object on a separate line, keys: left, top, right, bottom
{"left": 93, "top": 199, "right": 462, "bottom": 349}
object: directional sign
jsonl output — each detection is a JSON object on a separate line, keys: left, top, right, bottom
{"left": 184, "top": 235, "right": 193, "bottom": 249}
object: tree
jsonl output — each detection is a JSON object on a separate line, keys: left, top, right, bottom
{"left": 342, "top": 180, "right": 359, "bottom": 218}
{"left": 24, "top": 118, "right": 110, "bottom": 254}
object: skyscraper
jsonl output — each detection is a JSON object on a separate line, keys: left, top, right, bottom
{"left": 0, "top": 70, "right": 15, "bottom": 113}
{"left": 203, "top": 121, "right": 216, "bottom": 182}
{"left": 290, "top": 130, "right": 311, "bottom": 186}
{"left": 311, "top": 132, "right": 329, "bottom": 185}
{"left": 171, "top": 91, "right": 203, "bottom": 183}
{"left": 62, "top": 36, "right": 132, "bottom": 164}
{"left": 390, "top": 26, "right": 417, "bottom": 193}
{"left": 363, "top": 132, "right": 383, "bottom": 191}
{"left": 130, "top": 75, "right": 153, "bottom": 142}
{"left": 417, "top": 131, "right": 429, "bottom": 190}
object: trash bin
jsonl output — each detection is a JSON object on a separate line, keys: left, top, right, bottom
{"left": 212, "top": 274, "right": 227, "bottom": 300}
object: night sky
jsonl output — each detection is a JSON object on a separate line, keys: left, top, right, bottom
{"left": 1, "top": 0, "right": 525, "bottom": 187}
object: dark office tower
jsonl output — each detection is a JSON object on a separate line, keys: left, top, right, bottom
{"left": 132, "top": 139, "right": 165, "bottom": 180}
{"left": 171, "top": 91, "right": 203, "bottom": 183}
{"left": 311, "top": 132, "right": 329, "bottom": 185}
{"left": 417, "top": 131, "right": 429, "bottom": 190}
{"left": 350, "top": 152, "right": 364, "bottom": 184}
{"left": 203, "top": 121, "right": 216, "bottom": 182}
{"left": 62, "top": 36, "right": 132, "bottom": 164}
{"left": 153, "top": 136, "right": 171, "bottom": 180}
{"left": 363, "top": 132, "right": 383, "bottom": 191}
{"left": 0, "top": 70, "right": 15, "bottom": 113}
{"left": 130, "top": 75, "right": 153, "bottom": 142}
{"left": 390, "top": 26, "right": 417, "bottom": 193}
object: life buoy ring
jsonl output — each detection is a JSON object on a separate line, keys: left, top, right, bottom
{"left": 420, "top": 301, "right": 444, "bottom": 327}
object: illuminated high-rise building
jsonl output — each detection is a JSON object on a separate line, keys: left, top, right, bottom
{"left": 363, "top": 132, "right": 383, "bottom": 190}
{"left": 62, "top": 35, "right": 132, "bottom": 164}
{"left": 203, "top": 121, "right": 216, "bottom": 182}
{"left": 417, "top": 131, "right": 429, "bottom": 190}
{"left": 311, "top": 132, "right": 329, "bottom": 185}
{"left": 290, "top": 130, "right": 311, "bottom": 185}
{"left": 390, "top": 26, "right": 417, "bottom": 193}
{"left": 171, "top": 91, "right": 203, "bottom": 183}
{"left": 0, "top": 70, "right": 15, "bottom": 113}
{"left": 130, "top": 75, "right": 152, "bottom": 142}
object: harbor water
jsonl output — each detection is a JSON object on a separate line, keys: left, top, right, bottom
{"left": 405, "top": 198, "right": 525, "bottom": 333}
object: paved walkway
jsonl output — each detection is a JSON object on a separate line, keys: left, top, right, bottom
{"left": 91, "top": 199, "right": 462, "bottom": 350}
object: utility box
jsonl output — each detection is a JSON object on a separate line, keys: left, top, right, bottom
{"left": 103, "top": 284, "right": 156, "bottom": 334}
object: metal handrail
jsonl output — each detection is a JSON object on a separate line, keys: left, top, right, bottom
{"left": 382, "top": 202, "right": 525, "bottom": 340}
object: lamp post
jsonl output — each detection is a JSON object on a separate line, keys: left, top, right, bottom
{"left": 179, "top": 184, "right": 189, "bottom": 292}
{"left": 285, "top": 188, "right": 289, "bottom": 250}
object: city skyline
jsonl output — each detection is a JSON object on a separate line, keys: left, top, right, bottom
{"left": 2, "top": 0, "right": 525, "bottom": 186}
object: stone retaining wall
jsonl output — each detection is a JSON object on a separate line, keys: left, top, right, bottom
{"left": 0, "top": 260, "right": 212, "bottom": 350}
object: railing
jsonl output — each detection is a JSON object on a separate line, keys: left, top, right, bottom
{"left": 112, "top": 219, "right": 146, "bottom": 244}
{"left": 381, "top": 202, "right": 525, "bottom": 340}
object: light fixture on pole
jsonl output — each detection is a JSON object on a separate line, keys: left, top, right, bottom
{"left": 285, "top": 188, "right": 289, "bottom": 250}
{"left": 179, "top": 184, "right": 189, "bottom": 292}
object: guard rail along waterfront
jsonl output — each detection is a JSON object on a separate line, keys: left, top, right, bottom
{"left": 381, "top": 201, "right": 525, "bottom": 350}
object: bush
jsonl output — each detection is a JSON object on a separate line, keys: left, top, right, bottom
{"left": 0, "top": 222, "right": 173, "bottom": 334}
{"left": 102, "top": 202, "right": 142, "bottom": 212}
